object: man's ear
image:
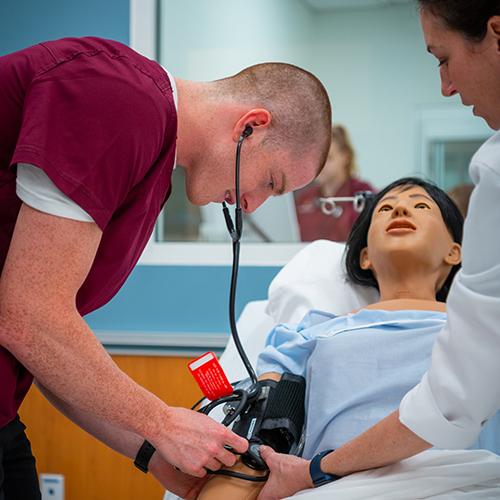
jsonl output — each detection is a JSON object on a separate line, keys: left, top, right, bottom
{"left": 444, "top": 242, "right": 461, "bottom": 266}
{"left": 232, "top": 109, "right": 272, "bottom": 142}
{"left": 360, "top": 247, "right": 371, "bottom": 270}
{"left": 487, "top": 16, "right": 500, "bottom": 53}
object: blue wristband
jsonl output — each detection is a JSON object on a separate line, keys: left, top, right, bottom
{"left": 309, "top": 449, "right": 341, "bottom": 487}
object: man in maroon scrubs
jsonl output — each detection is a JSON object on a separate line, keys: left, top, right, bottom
{"left": 0, "top": 37, "right": 331, "bottom": 498}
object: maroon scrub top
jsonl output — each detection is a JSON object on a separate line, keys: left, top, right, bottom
{"left": 0, "top": 37, "right": 177, "bottom": 428}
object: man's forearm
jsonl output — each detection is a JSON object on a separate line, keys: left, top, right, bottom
{"left": 37, "top": 381, "right": 206, "bottom": 498}
{"left": 36, "top": 381, "right": 144, "bottom": 460}
{"left": 1, "top": 310, "right": 167, "bottom": 447}
{"left": 322, "top": 410, "right": 431, "bottom": 476}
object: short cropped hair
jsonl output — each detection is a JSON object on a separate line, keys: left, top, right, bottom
{"left": 215, "top": 63, "right": 332, "bottom": 174}
{"left": 418, "top": 0, "right": 500, "bottom": 41}
{"left": 345, "top": 177, "right": 464, "bottom": 302}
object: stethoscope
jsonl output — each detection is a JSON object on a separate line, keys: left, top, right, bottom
{"left": 220, "top": 124, "right": 258, "bottom": 386}
{"left": 195, "top": 129, "right": 373, "bottom": 481}
{"left": 194, "top": 124, "right": 269, "bottom": 482}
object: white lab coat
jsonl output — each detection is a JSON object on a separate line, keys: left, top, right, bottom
{"left": 399, "top": 130, "right": 500, "bottom": 448}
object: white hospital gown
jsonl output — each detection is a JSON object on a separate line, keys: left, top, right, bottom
{"left": 256, "top": 309, "right": 500, "bottom": 460}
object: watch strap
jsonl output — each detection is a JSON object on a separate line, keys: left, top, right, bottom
{"left": 309, "top": 449, "right": 341, "bottom": 487}
{"left": 134, "top": 439, "right": 156, "bottom": 473}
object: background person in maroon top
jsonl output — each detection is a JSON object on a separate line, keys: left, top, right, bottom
{"left": 0, "top": 37, "right": 332, "bottom": 498}
{"left": 295, "top": 125, "right": 375, "bottom": 242}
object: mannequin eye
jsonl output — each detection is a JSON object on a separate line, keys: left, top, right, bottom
{"left": 378, "top": 204, "right": 392, "bottom": 212}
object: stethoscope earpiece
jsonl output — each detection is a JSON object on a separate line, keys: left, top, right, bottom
{"left": 242, "top": 125, "right": 253, "bottom": 139}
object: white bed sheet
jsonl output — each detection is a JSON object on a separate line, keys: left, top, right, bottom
{"left": 164, "top": 449, "right": 500, "bottom": 499}
{"left": 289, "top": 450, "right": 500, "bottom": 499}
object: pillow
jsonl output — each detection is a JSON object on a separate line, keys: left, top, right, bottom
{"left": 266, "top": 240, "right": 379, "bottom": 324}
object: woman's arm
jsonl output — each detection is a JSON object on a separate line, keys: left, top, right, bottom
{"left": 255, "top": 413, "right": 429, "bottom": 500}
{"left": 320, "top": 410, "right": 430, "bottom": 476}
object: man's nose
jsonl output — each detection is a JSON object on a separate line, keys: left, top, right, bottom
{"left": 241, "top": 192, "right": 271, "bottom": 214}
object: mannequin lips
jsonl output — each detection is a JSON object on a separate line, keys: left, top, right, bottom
{"left": 386, "top": 219, "right": 416, "bottom": 233}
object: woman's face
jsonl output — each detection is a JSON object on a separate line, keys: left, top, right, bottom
{"left": 317, "top": 141, "right": 349, "bottom": 184}
{"left": 361, "top": 185, "right": 461, "bottom": 282}
{"left": 420, "top": 8, "right": 500, "bottom": 129}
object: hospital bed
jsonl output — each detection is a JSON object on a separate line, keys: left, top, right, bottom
{"left": 165, "top": 240, "right": 500, "bottom": 499}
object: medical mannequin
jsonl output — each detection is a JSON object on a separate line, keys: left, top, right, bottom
{"left": 195, "top": 177, "right": 476, "bottom": 500}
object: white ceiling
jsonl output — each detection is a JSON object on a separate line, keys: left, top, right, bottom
{"left": 303, "top": 0, "right": 412, "bottom": 11}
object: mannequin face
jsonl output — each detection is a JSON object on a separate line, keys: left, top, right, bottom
{"left": 360, "top": 185, "right": 461, "bottom": 287}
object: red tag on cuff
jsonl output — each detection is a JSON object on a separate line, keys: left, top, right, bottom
{"left": 188, "top": 351, "right": 234, "bottom": 401}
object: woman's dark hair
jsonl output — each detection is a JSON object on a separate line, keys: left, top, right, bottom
{"left": 345, "top": 177, "right": 463, "bottom": 302}
{"left": 418, "top": 0, "right": 500, "bottom": 41}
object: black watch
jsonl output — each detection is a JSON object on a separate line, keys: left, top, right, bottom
{"left": 309, "top": 449, "right": 341, "bottom": 487}
{"left": 134, "top": 440, "right": 156, "bottom": 473}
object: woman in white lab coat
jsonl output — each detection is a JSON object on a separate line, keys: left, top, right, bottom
{"left": 257, "top": 2, "right": 500, "bottom": 499}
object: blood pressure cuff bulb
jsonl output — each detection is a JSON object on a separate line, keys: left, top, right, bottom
{"left": 232, "top": 373, "right": 306, "bottom": 466}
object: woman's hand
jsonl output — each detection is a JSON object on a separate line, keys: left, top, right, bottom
{"left": 257, "top": 446, "right": 313, "bottom": 500}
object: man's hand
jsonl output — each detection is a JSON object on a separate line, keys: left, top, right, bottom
{"left": 257, "top": 446, "right": 313, "bottom": 500}
{"left": 149, "top": 453, "right": 209, "bottom": 500}
{"left": 154, "top": 406, "right": 248, "bottom": 478}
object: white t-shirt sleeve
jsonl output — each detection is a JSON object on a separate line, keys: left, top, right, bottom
{"left": 399, "top": 131, "right": 500, "bottom": 448}
{"left": 16, "top": 163, "right": 95, "bottom": 222}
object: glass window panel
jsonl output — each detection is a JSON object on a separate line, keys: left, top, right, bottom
{"left": 428, "top": 140, "right": 483, "bottom": 192}
{"left": 153, "top": 0, "right": 486, "bottom": 246}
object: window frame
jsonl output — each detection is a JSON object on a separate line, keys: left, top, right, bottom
{"left": 417, "top": 105, "right": 492, "bottom": 179}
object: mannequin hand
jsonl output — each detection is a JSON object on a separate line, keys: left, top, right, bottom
{"left": 149, "top": 453, "right": 208, "bottom": 500}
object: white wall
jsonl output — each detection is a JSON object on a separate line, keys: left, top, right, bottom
{"left": 160, "top": 0, "right": 314, "bottom": 80}
{"left": 307, "top": 3, "right": 463, "bottom": 187}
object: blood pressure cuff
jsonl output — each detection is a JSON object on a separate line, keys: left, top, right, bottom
{"left": 232, "top": 372, "right": 306, "bottom": 455}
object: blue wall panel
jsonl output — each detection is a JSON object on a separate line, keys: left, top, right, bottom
{"left": 85, "top": 265, "right": 281, "bottom": 334}
{"left": 0, "top": 0, "right": 129, "bottom": 56}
